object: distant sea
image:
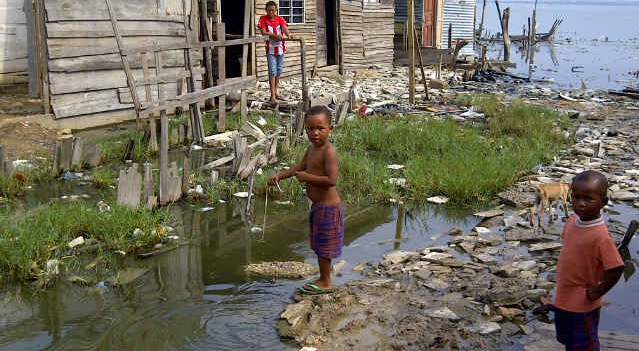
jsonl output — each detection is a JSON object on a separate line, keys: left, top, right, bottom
{"left": 477, "top": 0, "right": 639, "bottom": 90}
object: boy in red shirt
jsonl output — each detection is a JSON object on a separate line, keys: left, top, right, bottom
{"left": 550, "top": 170, "right": 624, "bottom": 350}
{"left": 257, "top": 1, "right": 292, "bottom": 104}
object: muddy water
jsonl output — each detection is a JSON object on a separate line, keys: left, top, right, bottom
{"left": 0, "top": 177, "right": 482, "bottom": 350}
{"left": 1, "top": 160, "right": 638, "bottom": 349}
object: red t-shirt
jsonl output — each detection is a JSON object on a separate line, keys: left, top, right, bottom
{"left": 553, "top": 215, "right": 624, "bottom": 313}
{"left": 257, "top": 15, "right": 287, "bottom": 55}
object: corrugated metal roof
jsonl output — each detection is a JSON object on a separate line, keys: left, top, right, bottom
{"left": 442, "top": 0, "right": 475, "bottom": 55}
{"left": 394, "top": 0, "right": 424, "bottom": 24}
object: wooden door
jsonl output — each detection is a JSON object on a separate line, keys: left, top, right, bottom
{"left": 422, "top": 0, "right": 435, "bottom": 47}
{"left": 316, "top": 0, "right": 328, "bottom": 66}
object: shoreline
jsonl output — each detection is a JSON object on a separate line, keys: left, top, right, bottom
{"left": 276, "top": 85, "right": 639, "bottom": 350}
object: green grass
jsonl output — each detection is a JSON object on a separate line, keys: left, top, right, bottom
{"left": 90, "top": 166, "right": 116, "bottom": 188}
{"left": 273, "top": 95, "right": 572, "bottom": 204}
{"left": 0, "top": 201, "right": 173, "bottom": 282}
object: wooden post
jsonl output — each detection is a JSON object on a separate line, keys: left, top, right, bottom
{"left": 414, "top": 27, "right": 429, "bottom": 100}
{"left": 447, "top": 23, "right": 452, "bottom": 49}
{"left": 200, "top": 0, "right": 215, "bottom": 109}
{"left": 407, "top": 3, "right": 415, "bottom": 104}
{"left": 71, "top": 137, "right": 83, "bottom": 169}
{"left": 104, "top": 0, "right": 141, "bottom": 119}
{"left": 240, "top": 0, "right": 252, "bottom": 124}
{"left": 143, "top": 163, "right": 157, "bottom": 209}
{"left": 60, "top": 137, "right": 74, "bottom": 172}
{"left": 481, "top": 45, "right": 488, "bottom": 72}
{"left": 116, "top": 163, "right": 142, "bottom": 209}
{"left": 0, "top": 146, "right": 5, "bottom": 175}
{"left": 34, "top": 0, "right": 50, "bottom": 113}
{"left": 52, "top": 140, "right": 61, "bottom": 176}
{"left": 159, "top": 110, "right": 169, "bottom": 204}
{"left": 181, "top": 151, "right": 191, "bottom": 196}
{"left": 495, "top": 1, "right": 511, "bottom": 61}
{"left": 142, "top": 52, "right": 159, "bottom": 152}
{"left": 299, "top": 38, "right": 309, "bottom": 109}
{"left": 478, "top": 0, "right": 487, "bottom": 39}
{"left": 217, "top": 23, "right": 227, "bottom": 131}
{"left": 183, "top": 47, "right": 204, "bottom": 144}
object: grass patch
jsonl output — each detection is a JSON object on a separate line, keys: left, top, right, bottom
{"left": 90, "top": 166, "right": 116, "bottom": 189}
{"left": 274, "top": 96, "right": 572, "bottom": 204}
{"left": 0, "top": 201, "right": 173, "bottom": 282}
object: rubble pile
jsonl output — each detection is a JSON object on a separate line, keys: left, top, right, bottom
{"left": 276, "top": 75, "right": 639, "bottom": 349}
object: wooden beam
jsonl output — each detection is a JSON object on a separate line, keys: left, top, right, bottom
{"left": 104, "top": 0, "right": 141, "bottom": 114}
{"left": 407, "top": 0, "right": 415, "bottom": 104}
{"left": 138, "top": 77, "right": 256, "bottom": 117}
{"left": 216, "top": 22, "right": 226, "bottom": 131}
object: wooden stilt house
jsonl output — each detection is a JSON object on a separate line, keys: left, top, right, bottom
{"left": 1, "top": 0, "right": 396, "bottom": 129}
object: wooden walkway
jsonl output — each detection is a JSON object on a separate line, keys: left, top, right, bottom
{"left": 524, "top": 322, "right": 639, "bottom": 351}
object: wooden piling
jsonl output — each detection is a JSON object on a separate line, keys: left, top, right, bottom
{"left": 159, "top": 110, "right": 169, "bottom": 204}
{"left": 116, "top": 163, "right": 142, "bottom": 209}
{"left": 496, "top": 1, "right": 511, "bottom": 61}
{"left": 217, "top": 23, "right": 227, "bottom": 131}
{"left": 181, "top": 151, "right": 191, "bottom": 195}
{"left": 407, "top": 2, "right": 415, "bottom": 104}
{"left": 143, "top": 163, "right": 157, "bottom": 209}
{"left": 0, "top": 146, "right": 5, "bottom": 175}
{"left": 71, "top": 137, "right": 83, "bottom": 169}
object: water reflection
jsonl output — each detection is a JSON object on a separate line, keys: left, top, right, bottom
{"left": 2, "top": 187, "right": 637, "bottom": 348}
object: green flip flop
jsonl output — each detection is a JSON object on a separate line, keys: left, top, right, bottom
{"left": 299, "top": 283, "right": 333, "bottom": 295}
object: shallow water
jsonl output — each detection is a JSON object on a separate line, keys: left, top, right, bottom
{"left": 479, "top": 0, "right": 639, "bottom": 90}
{"left": 2, "top": 172, "right": 638, "bottom": 350}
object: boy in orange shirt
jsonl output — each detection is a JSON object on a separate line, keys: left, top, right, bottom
{"left": 550, "top": 170, "right": 624, "bottom": 350}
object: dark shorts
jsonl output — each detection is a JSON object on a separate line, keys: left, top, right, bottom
{"left": 309, "top": 203, "right": 344, "bottom": 259}
{"left": 554, "top": 307, "right": 600, "bottom": 351}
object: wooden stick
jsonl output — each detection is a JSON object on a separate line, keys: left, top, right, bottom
{"left": 407, "top": 9, "right": 415, "bottom": 104}
{"left": 618, "top": 220, "right": 639, "bottom": 252}
{"left": 240, "top": 0, "right": 251, "bottom": 124}
{"left": 217, "top": 23, "right": 227, "bottom": 131}
{"left": 200, "top": 0, "right": 214, "bottom": 109}
{"left": 159, "top": 109, "right": 169, "bottom": 204}
{"left": 495, "top": 1, "right": 511, "bottom": 61}
{"left": 413, "top": 27, "right": 428, "bottom": 100}
{"left": 104, "top": 0, "right": 141, "bottom": 117}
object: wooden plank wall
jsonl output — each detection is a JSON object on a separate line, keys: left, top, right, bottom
{"left": 254, "top": 0, "right": 317, "bottom": 80}
{"left": 0, "top": 0, "right": 29, "bottom": 84}
{"left": 341, "top": 0, "right": 394, "bottom": 71}
{"left": 44, "top": 0, "right": 200, "bottom": 120}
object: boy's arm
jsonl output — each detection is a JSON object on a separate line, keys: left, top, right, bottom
{"left": 586, "top": 265, "right": 624, "bottom": 301}
{"left": 268, "top": 151, "right": 307, "bottom": 185}
{"left": 296, "top": 147, "right": 338, "bottom": 187}
{"left": 282, "top": 24, "right": 292, "bottom": 39}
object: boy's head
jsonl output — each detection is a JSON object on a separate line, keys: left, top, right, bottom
{"left": 265, "top": 1, "right": 278, "bottom": 18}
{"left": 571, "top": 170, "right": 608, "bottom": 221}
{"left": 304, "top": 105, "right": 334, "bottom": 147}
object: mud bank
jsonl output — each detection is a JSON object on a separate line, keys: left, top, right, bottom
{"left": 277, "top": 95, "right": 639, "bottom": 350}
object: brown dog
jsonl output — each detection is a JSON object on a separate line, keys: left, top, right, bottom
{"left": 529, "top": 182, "right": 571, "bottom": 229}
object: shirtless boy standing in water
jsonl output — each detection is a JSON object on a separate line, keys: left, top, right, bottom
{"left": 268, "top": 105, "right": 344, "bottom": 295}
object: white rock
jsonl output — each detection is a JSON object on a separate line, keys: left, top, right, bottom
{"left": 467, "top": 321, "right": 501, "bottom": 335}
{"left": 386, "top": 164, "right": 404, "bottom": 170}
{"left": 382, "top": 250, "right": 418, "bottom": 265}
{"left": 473, "top": 226, "right": 491, "bottom": 234}
{"left": 424, "top": 307, "right": 459, "bottom": 321}
{"left": 68, "top": 236, "right": 85, "bottom": 248}
{"left": 611, "top": 190, "right": 637, "bottom": 201}
{"left": 427, "top": 196, "right": 449, "bottom": 204}
{"left": 513, "top": 260, "right": 537, "bottom": 271}
{"left": 233, "top": 192, "right": 250, "bottom": 198}
{"left": 422, "top": 252, "right": 453, "bottom": 264}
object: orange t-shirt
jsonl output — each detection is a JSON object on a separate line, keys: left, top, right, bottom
{"left": 553, "top": 215, "right": 624, "bottom": 313}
